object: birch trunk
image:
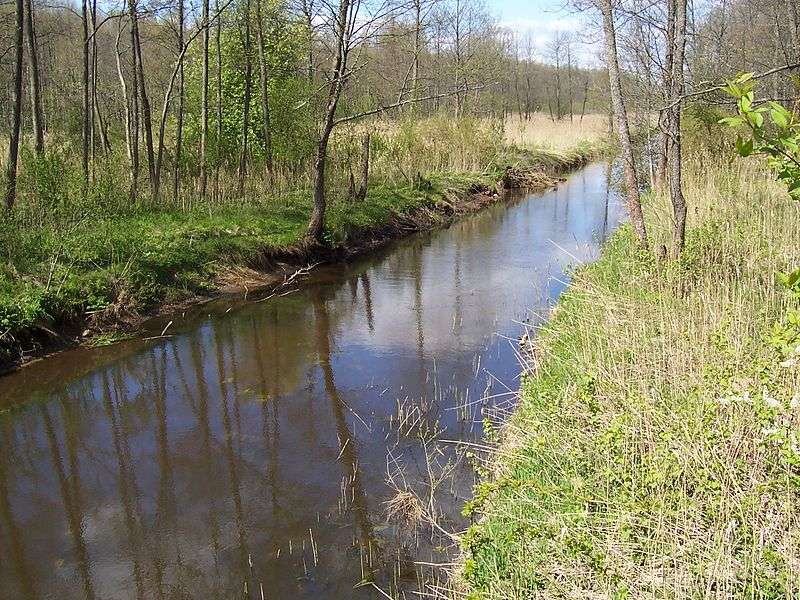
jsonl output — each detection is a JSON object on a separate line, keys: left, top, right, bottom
{"left": 598, "top": 0, "right": 648, "bottom": 249}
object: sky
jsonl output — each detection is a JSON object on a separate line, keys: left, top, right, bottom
{"left": 489, "top": 0, "right": 602, "bottom": 64}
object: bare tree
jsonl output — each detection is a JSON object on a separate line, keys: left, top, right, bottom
{"left": 25, "top": 0, "right": 45, "bottom": 156}
{"left": 667, "top": 0, "right": 687, "bottom": 256}
{"left": 132, "top": 7, "right": 156, "bottom": 195}
{"left": 115, "top": 19, "right": 138, "bottom": 200}
{"left": 548, "top": 32, "right": 566, "bottom": 120}
{"left": 4, "top": 0, "right": 24, "bottom": 210}
{"left": 173, "top": 0, "right": 185, "bottom": 203}
{"left": 305, "top": 0, "right": 354, "bottom": 243}
{"left": 598, "top": 0, "right": 648, "bottom": 249}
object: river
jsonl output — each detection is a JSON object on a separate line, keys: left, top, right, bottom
{"left": 0, "top": 161, "right": 624, "bottom": 599}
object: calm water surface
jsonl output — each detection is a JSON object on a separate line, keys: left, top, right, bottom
{"left": 0, "top": 162, "right": 624, "bottom": 599}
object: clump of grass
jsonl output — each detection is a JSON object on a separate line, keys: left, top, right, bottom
{"left": 459, "top": 152, "right": 800, "bottom": 598}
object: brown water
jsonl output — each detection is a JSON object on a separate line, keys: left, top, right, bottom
{"left": 0, "top": 162, "right": 623, "bottom": 600}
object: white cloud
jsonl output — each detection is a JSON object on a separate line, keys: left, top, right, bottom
{"left": 498, "top": 15, "right": 603, "bottom": 66}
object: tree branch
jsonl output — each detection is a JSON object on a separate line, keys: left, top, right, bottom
{"left": 333, "top": 83, "right": 493, "bottom": 126}
{"left": 660, "top": 62, "right": 800, "bottom": 111}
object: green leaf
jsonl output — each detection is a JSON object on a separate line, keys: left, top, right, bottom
{"left": 719, "top": 116, "right": 744, "bottom": 128}
{"left": 769, "top": 102, "right": 792, "bottom": 129}
{"left": 735, "top": 136, "right": 754, "bottom": 157}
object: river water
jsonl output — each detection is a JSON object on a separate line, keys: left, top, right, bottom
{"left": 0, "top": 162, "right": 624, "bottom": 599}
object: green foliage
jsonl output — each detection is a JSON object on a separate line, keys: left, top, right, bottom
{"left": 683, "top": 103, "right": 734, "bottom": 152}
{"left": 721, "top": 73, "right": 800, "bottom": 198}
{"left": 182, "top": 0, "right": 315, "bottom": 167}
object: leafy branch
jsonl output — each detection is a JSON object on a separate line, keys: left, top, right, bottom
{"left": 720, "top": 73, "right": 800, "bottom": 198}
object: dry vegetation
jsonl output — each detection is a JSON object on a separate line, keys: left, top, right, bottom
{"left": 459, "top": 151, "right": 800, "bottom": 598}
{"left": 503, "top": 113, "right": 610, "bottom": 151}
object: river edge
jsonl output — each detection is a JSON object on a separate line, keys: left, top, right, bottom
{"left": 0, "top": 146, "right": 606, "bottom": 374}
{"left": 454, "top": 155, "right": 800, "bottom": 597}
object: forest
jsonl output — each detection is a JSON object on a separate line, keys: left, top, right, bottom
{"left": 0, "top": 0, "right": 799, "bottom": 596}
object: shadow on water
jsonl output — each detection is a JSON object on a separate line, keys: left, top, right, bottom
{"left": 0, "top": 162, "right": 625, "bottom": 599}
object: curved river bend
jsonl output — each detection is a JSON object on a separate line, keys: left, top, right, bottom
{"left": 0, "top": 162, "right": 623, "bottom": 599}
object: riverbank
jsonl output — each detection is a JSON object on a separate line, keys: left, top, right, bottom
{"left": 0, "top": 141, "right": 604, "bottom": 371}
{"left": 459, "top": 152, "right": 800, "bottom": 596}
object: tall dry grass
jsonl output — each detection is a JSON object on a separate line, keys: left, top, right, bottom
{"left": 459, "top": 152, "right": 800, "bottom": 598}
{"left": 503, "top": 113, "right": 610, "bottom": 151}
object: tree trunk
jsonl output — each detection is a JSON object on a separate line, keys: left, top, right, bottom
{"left": 554, "top": 55, "right": 562, "bottom": 120}
{"left": 566, "top": 43, "right": 574, "bottom": 122}
{"left": 25, "top": 0, "right": 44, "bottom": 156}
{"left": 81, "top": 0, "right": 90, "bottom": 183}
{"left": 214, "top": 0, "right": 223, "bottom": 200}
{"left": 255, "top": 0, "right": 273, "bottom": 178}
{"left": 199, "top": 0, "right": 210, "bottom": 201}
{"left": 115, "top": 22, "right": 137, "bottom": 200}
{"left": 237, "top": 0, "right": 253, "bottom": 197}
{"left": 668, "top": 0, "right": 687, "bottom": 257}
{"left": 598, "top": 0, "right": 648, "bottom": 249}
{"left": 306, "top": 0, "right": 351, "bottom": 243}
{"left": 656, "top": 0, "right": 676, "bottom": 193}
{"left": 579, "top": 78, "right": 589, "bottom": 123}
{"left": 354, "top": 133, "right": 369, "bottom": 202}
{"left": 787, "top": 0, "right": 799, "bottom": 64}
{"left": 303, "top": 0, "right": 314, "bottom": 82}
{"left": 132, "top": 13, "right": 156, "bottom": 198}
{"left": 412, "top": 0, "right": 421, "bottom": 104}
{"left": 4, "top": 0, "right": 24, "bottom": 211}
{"left": 127, "top": 2, "right": 141, "bottom": 202}
{"left": 173, "top": 0, "right": 185, "bottom": 205}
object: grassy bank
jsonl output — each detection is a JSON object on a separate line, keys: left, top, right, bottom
{"left": 0, "top": 115, "right": 608, "bottom": 369}
{"left": 460, "top": 152, "right": 800, "bottom": 597}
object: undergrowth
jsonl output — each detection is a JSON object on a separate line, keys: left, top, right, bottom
{"left": 460, "top": 152, "right": 800, "bottom": 598}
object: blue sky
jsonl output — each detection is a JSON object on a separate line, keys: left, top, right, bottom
{"left": 488, "top": 0, "right": 601, "bottom": 64}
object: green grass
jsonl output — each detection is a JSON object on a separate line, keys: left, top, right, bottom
{"left": 460, "top": 153, "right": 800, "bottom": 598}
{"left": 0, "top": 142, "right": 604, "bottom": 366}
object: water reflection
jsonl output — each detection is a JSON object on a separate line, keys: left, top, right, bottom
{"left": 0, "top": 163, "right": 624, "bottom": 599}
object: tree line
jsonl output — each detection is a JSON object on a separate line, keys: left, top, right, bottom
{"left": 0, "top": 0, "right": 607, "bottom": 244}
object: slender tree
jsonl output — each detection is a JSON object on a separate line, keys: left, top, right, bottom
{"left": 115, "top": 20, "right": 138, "bottom": 199}
{"left": 256, "top": 0, "right": 274, "bottom": 178}
{"left": 306, "top": 0, "right": 353, "bottom": 243}
{"left": 25, "top": 0, "right": 45, "bottom": 156}
{"left": 237, "top": 0, "right": 254, "bottom": 196}
{"left": 668, "top": 0, "right": 688, "bottom": 256}
{"left": 173, "top": 0, "right": 185, "bottom": 203}
{"left": 132, "top": 11, "right": 156, "bottom": 196}
{"left": 214, "top": 0, "right": 223, "bottom": 199}
{"left": 4, "top": 0, "right": 24, "bottom": 211}
{"left": 199, "top": 0, "right": 210, "bottom": 201}
{"left": 598, "top": 0, "right": 648, "bottom": 249}
{"left": 81, "top": 0, "right": 90, "bottom": 182}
